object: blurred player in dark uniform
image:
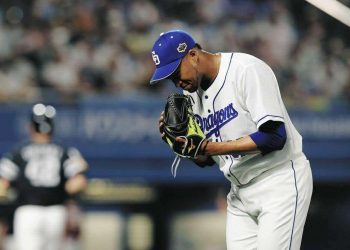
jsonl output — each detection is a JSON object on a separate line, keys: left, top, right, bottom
{"left": 0, "top": 103, "right": 88, "bottom": 250}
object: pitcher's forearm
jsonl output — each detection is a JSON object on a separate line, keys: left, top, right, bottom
{"left": 204, "top": 136, "right": 259, "bottom": 156}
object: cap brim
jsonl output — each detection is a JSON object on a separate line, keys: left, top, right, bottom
{"left": 150, "top": 59, "right": 181, "bottom": 85}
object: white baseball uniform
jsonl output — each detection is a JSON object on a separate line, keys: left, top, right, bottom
{"left": 185, "top": 53, "right": 313, "bottom": 250}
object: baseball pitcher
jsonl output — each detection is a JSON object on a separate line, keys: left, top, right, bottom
{"left": 150, "top": 30, "right": 313, "bottom": 250}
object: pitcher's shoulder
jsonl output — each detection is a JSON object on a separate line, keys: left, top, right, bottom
{"left": 232, "top": 52, "right": 266, "bottom": 67}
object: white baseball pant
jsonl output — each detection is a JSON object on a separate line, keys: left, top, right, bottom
{"left": 13, "top": 205, "right": 67, "bottom": 250}
{"left": 226, "top": 157, "right": 313, "bottom": 250}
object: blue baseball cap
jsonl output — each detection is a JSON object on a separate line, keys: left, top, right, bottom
{"left": 150, "top": 30, "right": 196, "bottom": 85}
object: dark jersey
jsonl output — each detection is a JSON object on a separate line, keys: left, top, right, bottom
{"left": 0, "top": 142, "right": 87, "bottom": 206}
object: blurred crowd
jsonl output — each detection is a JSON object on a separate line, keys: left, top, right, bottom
{"left": 0, "top": 0, "right": 349, "bottom": 111}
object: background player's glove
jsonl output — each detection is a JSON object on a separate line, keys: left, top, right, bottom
{"left": 163, "top": 93, "right": 207, "bottom": 159}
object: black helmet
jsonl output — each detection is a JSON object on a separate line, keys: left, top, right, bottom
{"left": 30, "top": 103, "right": 56, "bottom": 134}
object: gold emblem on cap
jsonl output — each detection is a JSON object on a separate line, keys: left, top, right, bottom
{"left": 177, "top": 43, "right": 187, "bottom": 53}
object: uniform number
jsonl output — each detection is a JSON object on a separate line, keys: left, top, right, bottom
{"left": 25, "top": 156, "right": 61, "bottom": 187}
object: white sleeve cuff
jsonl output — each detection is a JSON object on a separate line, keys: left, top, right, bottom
{"left": 256, "top": 115, "right": 284, "bottom": 128}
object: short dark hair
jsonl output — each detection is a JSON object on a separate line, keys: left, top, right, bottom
{"left": 195, "top": 43, "right": 202, "bottom": 50}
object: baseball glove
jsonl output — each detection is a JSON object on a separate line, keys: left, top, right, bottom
{"left": 162, "top": 93, "right": 208, "bottom": 176}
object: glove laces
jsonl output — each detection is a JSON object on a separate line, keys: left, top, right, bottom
{"left": 170, "top": 136, "right": 209, "bottom": 178}
{"left": 171, "top": 155, "right": 182, "bottom": 178}
{"left": 171, "top": 136, "right": 189, "bottom": 178}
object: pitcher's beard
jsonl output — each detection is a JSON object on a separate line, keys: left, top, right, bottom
{"left": 200, "top": 75, "right": 213, "bottom": 91}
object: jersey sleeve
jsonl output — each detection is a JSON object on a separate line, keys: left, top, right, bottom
{"left": 63, "top": 147, "right": 88, "bottom": 178}
{"left": 241, "top": 61, "right": 285, "bottom": 128}
{"left": 0, "top": 153, "right": 20, "bottom": 181}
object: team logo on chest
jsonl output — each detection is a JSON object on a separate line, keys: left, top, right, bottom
{"left": 194, "top": 103, "right": 238, "bottom": 137}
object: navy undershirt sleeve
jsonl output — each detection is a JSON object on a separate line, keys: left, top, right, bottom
{"left": 250, "top": 121, "right": 286, "bottom": 155}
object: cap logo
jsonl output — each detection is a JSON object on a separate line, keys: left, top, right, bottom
{"left": 152, "top": 51, "right": 160, "bottom": 65}
{"left": 177, "top": 43, "right": 187, "bottom": 53}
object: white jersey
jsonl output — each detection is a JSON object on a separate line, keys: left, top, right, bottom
{"left": 185, "top": 53, "right": 305, "bottom": 186}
